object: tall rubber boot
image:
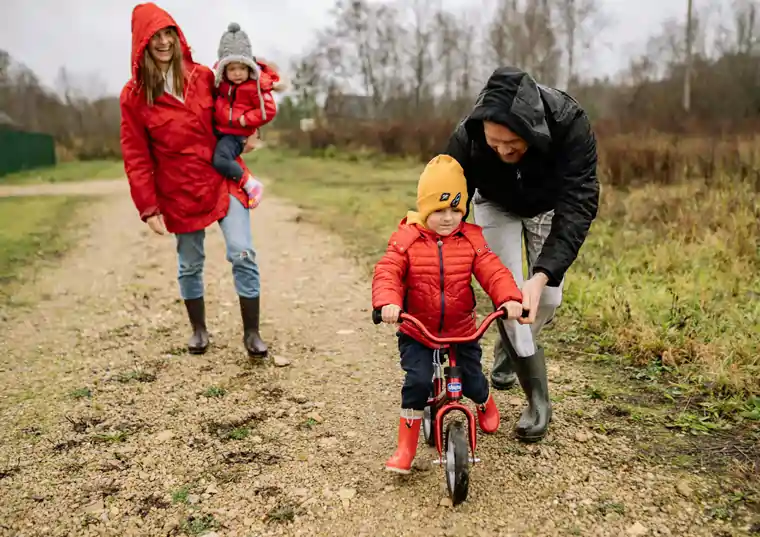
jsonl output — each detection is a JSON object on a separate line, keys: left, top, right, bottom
{"left": 490, "top": 320, "right": 517, "bottom": 390}
{"left": 183, "top": 298, "right": 209, "bottom": 355}
{"left": 512, "top": 347, "right": 552, "bottom": 442}
{"left": 238, "top": 296, "right": 268, "bottom": 357}
{"left": 385, "top": 411, "right": 422, "bottom": 474}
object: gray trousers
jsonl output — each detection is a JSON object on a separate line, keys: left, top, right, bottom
{"left": 472, "top": 190, "right": 564, "bottom": 357}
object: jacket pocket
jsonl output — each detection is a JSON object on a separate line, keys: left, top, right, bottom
{"left": 146, "top": 114, "right": 173, "bottom": 138}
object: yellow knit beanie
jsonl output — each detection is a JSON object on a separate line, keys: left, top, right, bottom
{"left": 413, "top": 155, "right": 468, "bottom": 225}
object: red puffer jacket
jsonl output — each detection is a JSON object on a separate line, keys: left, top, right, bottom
{"left": 372, "top": 219, "right": 523, "bottom": 348}
{"left": 214, "top": 64, "right": 279, "bottom": 136}
{"left": 119, "top": 3, "right": 249, "bottom": 234}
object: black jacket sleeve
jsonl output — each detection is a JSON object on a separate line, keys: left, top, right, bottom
{"left": 443, "top": 121, "right": 477, "bottom": 221}
{"left": 532, "top": 112, "right": 599, "bottom": 286}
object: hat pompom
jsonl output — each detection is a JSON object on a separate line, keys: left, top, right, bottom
{"left": 227, "top": 22, "right": 240, "bottom": 32}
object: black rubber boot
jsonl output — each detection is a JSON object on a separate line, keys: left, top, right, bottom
{"left": 239, "top": 296, "right": 268, "bottom": 357}
{"left": 490, "top": 320, "right": 517, "bottom": 390}
{"left": 183, "top": 298, "right": 209, "bottom": 355}
{"left": 512, "top": 347, "right": 552, "bottom": 442}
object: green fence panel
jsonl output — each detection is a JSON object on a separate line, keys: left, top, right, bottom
{"left": 0, "top": 127, "right": 56, "bottom": 177}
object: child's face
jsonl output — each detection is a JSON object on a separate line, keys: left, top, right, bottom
{"left": 225, "top": 62, "right": 250, "bottom": 85}
{"left": 426, "top": 208, "right": 463, "bottom": 236}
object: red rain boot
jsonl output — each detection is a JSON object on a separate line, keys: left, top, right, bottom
{"left": 477, "top": 393, "right": 501, "bottom": 434}
{"left": 385, "top": 411, "right": 422, "bottom": 474}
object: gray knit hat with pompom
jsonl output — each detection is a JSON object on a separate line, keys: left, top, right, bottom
{"left": 214, "top": 22, "right": 260, "bottom": 87}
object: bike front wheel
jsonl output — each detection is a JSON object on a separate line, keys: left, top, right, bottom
{"left": 444, "top": 420, "right": 470, "bottom": 505}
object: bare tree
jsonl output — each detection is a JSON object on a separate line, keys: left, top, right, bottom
{"left": 684, "top": 0, "right": 695, "bottom": 112}
{"left": 404, "top": 0, "right": 437, "bottom": 112}
{"left": 486, "top": 0, "right": 562, "bottom": 85}
{"left": 555, "top": 0, "right": 607, "bottom": 90}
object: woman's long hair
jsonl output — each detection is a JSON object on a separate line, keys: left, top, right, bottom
{"left": 141, "top": 27, "right": 184, "bottom": 106}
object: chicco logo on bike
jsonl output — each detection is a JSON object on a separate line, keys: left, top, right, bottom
{"left": 447, "top": 382, "right": 462, "bottom": 392}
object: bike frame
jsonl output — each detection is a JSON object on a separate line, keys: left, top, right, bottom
{"left": 380, "top": 309, "right": 507, "bottom": 463}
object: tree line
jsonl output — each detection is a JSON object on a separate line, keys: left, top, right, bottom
{"left": 278, "top": 0, "right": 760, "bottom": 134}
{"left": 0, "top": 0, "right": 758, "bottom": 163}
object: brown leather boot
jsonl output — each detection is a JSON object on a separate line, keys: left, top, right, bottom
{"left": 239, "top": 296, "right": 268, "bottom": 357}
{"left": 183, "top": 298, "right": 209, "bottom": 355}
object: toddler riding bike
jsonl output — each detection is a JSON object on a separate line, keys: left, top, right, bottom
{"left": 371, "top": 155, "right": 526, "bottom": 503}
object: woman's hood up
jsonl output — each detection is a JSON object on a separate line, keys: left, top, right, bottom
{"left": 130, "top": 2, "right": 192, "bottom": 80}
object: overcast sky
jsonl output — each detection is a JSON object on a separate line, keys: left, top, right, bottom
{"left": 1, "top": 0, "right": 687, "bottom": 97}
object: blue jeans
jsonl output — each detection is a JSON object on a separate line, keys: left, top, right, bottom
{"left": 175, "top": 195, "right": 260, "bottom": 300}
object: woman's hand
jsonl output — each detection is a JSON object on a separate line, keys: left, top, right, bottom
{"left": 381, "top": 304, "right": 402, "bottom": 324}
{"left": 146, "top": 214, "right": 166, "bottom": 235}
{"left": 498, "top": 300, "right": 524, "bottom": 321}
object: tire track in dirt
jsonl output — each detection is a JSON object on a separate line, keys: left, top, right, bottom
{"left": 0, "top": 182, "right": 748, "bottom": 537}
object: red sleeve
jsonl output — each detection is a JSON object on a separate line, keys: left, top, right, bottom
{"left": 473, "top": 251, "right": 523, "bottom": 306}
{"left": 119, "top": 86, "right": 158, "bottom": 221}
{"left": 243, "top": 90, "right": 277, "bottom": 129}
{"left": 372, "top": 235, "right": 408, "bottom": 309}
{"left": 464, "top": 225, "right": 522, "bottom": 306}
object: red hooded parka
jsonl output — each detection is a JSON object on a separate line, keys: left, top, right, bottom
{"left": 119, "top": 3, "right": 249, "bottom": 234}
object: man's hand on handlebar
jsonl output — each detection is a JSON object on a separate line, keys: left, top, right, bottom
{"left": 497, "top": 300, "right": 526, "bottom": 321}
{"left": 380, "top": 304, "right": 402, "bottom": 324}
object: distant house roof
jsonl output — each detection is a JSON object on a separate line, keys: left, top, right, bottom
{"left": 0, "top": 110, "right": 17, "bottom": 126}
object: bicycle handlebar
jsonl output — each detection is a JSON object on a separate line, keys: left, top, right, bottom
{"left": 371, "top": 307, "right": 528, "bottom": 345}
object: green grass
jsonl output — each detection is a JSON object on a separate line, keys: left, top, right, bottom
{"left": 0, "top": 160, "right": 124, "bottom": 185}
{"left": 201, "top": 386, "right": 226, "bottom": 398}
{"left": 0, "top": 195, "right": 89, "bottom": 300}
{"left": 247, "top": 147, "right": 760, "bottom": 405}
{"left": 247, "top": 148, "right": 420, "bottom": 269}
{"left": 171, "top": 485, "right": 192, "bottom": 504}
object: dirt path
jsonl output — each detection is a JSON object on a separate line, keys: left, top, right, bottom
{"left": 0, "top": 182, "right": 750, "bottom": 537}
{"left": 0, "top": 179, "right": 127, "bottom": 198}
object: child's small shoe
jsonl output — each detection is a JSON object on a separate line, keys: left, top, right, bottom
{"left": 477, "top": 393, "right": 500, "bottom": 434}
{"left": 385, "top": 410, "right": 422, "bottom": 474}
{"left": 240, "top": 175, "right": 264, "bottom": 209}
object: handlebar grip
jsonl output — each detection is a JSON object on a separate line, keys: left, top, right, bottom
{"left": 372, "top": 308, "right": 405, "bottom": 324}
{"left": 521, "top": 309, "right": 530, "bottom": 319}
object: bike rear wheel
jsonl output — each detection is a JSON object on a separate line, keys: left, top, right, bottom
{"left": 422, "top": 405, "right": 436, "bottom": 447}
{"left": 444, "top": 420, "right": 470, "bottom": 505}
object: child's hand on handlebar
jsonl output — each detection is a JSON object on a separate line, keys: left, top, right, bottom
{"left": 381, "top": 304, "right": 402, "bottom": 324}
{"left": 498, "top": 301, "right": 525, "bottom": 321}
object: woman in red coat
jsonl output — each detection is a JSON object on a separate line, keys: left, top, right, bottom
{"left": 119, "top": 2, "right": 267, "bottom": 358}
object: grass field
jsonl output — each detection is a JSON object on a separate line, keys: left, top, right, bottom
{"left": 247, "top": 148, "right": 760, "bottom": 413}
{"left": 0, "top": 196, "right": 89, "bottom": 300}
{"left": 0, "top": 160, "right": 124, "bottom": 185}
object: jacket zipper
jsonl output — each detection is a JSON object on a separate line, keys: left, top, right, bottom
{"left": 228, "top": 85, "right": 235, "bottom": 127}
{"left": 437, "top": 239, "right": 445, "bottom": 334}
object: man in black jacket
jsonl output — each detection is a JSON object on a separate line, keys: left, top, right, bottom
{"left": 444, "top": 66, "right": 599, "bottom": 442}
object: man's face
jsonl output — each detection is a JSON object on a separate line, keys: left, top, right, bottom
{"left": 483, "top": 121, "right": 528, "bottom": 163}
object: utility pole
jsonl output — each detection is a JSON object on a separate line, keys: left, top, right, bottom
{"left": 683, "top": 0, "right": 694, "bottom": 112}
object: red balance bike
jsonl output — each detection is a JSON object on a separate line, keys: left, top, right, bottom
{"left": 373, "top": 307, "right": 522, "bottom": 505}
